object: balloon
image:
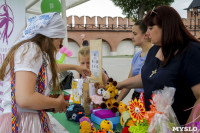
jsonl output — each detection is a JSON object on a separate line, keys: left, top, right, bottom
{"left": 41, "top": 0, "right": 62, "bottom": 14}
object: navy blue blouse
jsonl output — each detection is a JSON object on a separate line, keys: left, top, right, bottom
{"left": 141, "top": 41, "right": 200, "bottom": 125}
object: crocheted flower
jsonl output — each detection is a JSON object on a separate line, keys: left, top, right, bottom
{"left": 128, "top": 98, "right": 146, "bottom": 124}
{"left": 128, "top": 119, "right": 149, "bottom": 133}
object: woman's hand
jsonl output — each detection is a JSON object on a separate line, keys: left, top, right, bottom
{"left": 54, "top": 92, "right": 68, "bottom": 113}
{"left": 75, "top": 66, "right": 91, "bottom": 78}
{"left": 116, "top": 82, "right": 123, "bottom": 90}
{"left": 117, "top": 74, "right": 143, "bottom": 90}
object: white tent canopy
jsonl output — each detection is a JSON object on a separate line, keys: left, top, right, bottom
{"left": 25, "top": 0, "right": 89, "bottom": 46}
{"left": 26, "top": 0, "right": 89, "bottom": 15}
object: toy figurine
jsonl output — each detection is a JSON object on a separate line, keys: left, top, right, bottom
{"left": 118, "top": 101, "right": 135, "bottom": 127}
{"left": 89, "top": 82, "right": 106, "bottom": 109}
{"left": 66, "top": 104, "right": 85, "bottom": 121}
{"left": 100, "top": 78, "right": 119, "bottom": 113}
{"left": 79, "top": 116, "right": 96, "bottom": 133}
{"left": 100, "top": 120, "right": 113, "bottom": 132}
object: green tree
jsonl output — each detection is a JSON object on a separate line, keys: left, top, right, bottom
{"left": 112, "top": 0, "right": 174, "bottom": 21}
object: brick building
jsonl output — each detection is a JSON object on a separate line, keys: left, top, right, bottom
{"left": 66, "top": 16, "right": 138, "bottom": 57}
{"left": 185, "top": 0, "right": 200, "bottom": 38}
{"left": 66, "top": 0, "right": 200, "bottom": 57}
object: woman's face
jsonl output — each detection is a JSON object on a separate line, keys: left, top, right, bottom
{"left": 52, "top": 38, "right": 63, "bottom": 50}
{"left": 147, "top": 25, "right": 162, "bottom": 46}
{"left": 79, "top": 55, "right": 90, "bottom": 69}
{"left": 132, "top": 25, "right": 145, "bottom": 46}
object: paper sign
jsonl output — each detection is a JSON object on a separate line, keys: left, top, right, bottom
{"left": 90, "top": 39, "right": 102, "bottom": 83}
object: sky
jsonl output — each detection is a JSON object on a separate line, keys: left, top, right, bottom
{"left": 66, "top": 0, "right": 193, "bottom": 18}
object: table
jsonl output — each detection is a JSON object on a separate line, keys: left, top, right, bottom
{"left": 50, "top": 112, "right": 123, "bottom": 132}
{"left": 51, "top": 90, "right": 123, "bottom": 132}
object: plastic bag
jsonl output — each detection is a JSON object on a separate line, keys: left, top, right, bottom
{"left": 59, "top": 71, "right": 74, "bottom": 90}
{"left": 148, "top": 86, "right": 180, "bottom": 133}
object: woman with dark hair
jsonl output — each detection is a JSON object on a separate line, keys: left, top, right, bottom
{"left": 117, "top": 5, "right": 200, "bottom": 125}
{"left": 116, "top": 20, "right": 152, "bottom": 103}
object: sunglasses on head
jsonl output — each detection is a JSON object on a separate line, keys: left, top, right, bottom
{"left": 150, "top": 7, "right": 157, "bottom": 15}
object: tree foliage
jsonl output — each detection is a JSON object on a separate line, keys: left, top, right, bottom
{"left": 112, "top": 0, "right": 174, "bottom": 21}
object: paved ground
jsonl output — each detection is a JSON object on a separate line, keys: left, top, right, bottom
{"left": 67, "top": 57, "right": 132, "bottom": 81}
{"left": 50, "top": 57, "right": 135, "bottom": 132}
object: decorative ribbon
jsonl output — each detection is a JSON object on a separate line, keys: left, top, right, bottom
{"left": 37, "top": 64, "right": 51, "bottom": 133}
{"left": 11, "top": 64, "right": 51, "bottom": 133}
{"left": 184, "top": 103, "right": 200, "bottom": 132}
{"left": 11, "top": 69, "right": 18, "bottom": 133}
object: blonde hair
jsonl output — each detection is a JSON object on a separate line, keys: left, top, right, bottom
{"left": 78, "top": 46, "right": 90, "bottom": 61}
{"left": 0, "top": 34, "right": 60, "bottom": 94}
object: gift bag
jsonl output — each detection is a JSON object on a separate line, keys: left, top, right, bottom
{"left": 59, "top": 71, "right": 74, "bottom": 90}
{"left": 148, "top": 86, "right": 180, "bottom": 133}
{"left": 72, "top": 79, "right": 82, "bottom": 104}
{"left": 82, "top": 82, "right": 91, "bottom": 115}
